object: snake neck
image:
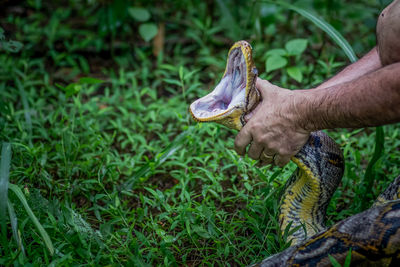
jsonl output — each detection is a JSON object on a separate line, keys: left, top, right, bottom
{"left": 279, "top": 131, "right": 344, "bottom": 245}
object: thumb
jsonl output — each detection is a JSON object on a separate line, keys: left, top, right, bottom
{"left": 256, "top": 77, "right": 274, "bottom": 98}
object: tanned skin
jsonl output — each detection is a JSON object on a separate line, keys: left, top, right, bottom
{"left": 235, "top": 0, "right": 400, "bottom": 167}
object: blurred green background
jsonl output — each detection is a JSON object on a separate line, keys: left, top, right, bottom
{"left": 1, "top": 0, "right": 399, "bottom": 266}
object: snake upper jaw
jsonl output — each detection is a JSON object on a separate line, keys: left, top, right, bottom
{"left": 189, "top": 40, "right": 259, "bottom": 131}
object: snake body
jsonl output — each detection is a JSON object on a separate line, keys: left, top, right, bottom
{"left": 280, "top": 131, "right": 343, "bottom": 243}
{"left": 189, "top": 40, "right": 400, "bottom": 266}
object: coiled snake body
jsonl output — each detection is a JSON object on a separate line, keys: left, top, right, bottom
{"left": 189, "top": 41, "right": 400, "bottom": 266}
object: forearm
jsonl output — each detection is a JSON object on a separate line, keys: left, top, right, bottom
{"left": 296, "top": 62, "right": 400, "bottom": 131}
{"left": 316, "top": 47, "right": 382, "bottom": 89}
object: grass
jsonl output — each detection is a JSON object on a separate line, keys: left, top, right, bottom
{"left": 1, "top": 0, "right": 400, "bottom": 265}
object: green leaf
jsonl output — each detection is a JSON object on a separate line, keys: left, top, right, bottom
{"left": 78, "top": 77, "right": 104, "bottom": 85}
{"left": 285, "top": 39, "right": 308, "bottom": 56}
{"left": 7, "top": 200, "right": 24, "bottom": 254}
{"left": 1, "top": 40, "right": 23, "bottom": 53}
{"left": 287, "top": 66, "right": 303, "bottom": 82}
{"left": 328, "top": 254, "right": 342, "bottom": 267}
{"left": 128, "top": 7, "right": 150, "bottom": 22}
{"left": 9, "top": 184, "right": 54, "bottom": 255}
{"left": 266, "top": 55, "right": 287, "bottom": 72}
{"left": 139, "top": 23, "right": 158, "bottom": 42}
{"left": 265, "top": 48, "right": 286, "bottom": 58}
{"left": 193, "top": 225, "right": 210, "bottom": 239}
{"left": 344, "top": 248, "right": 352, "bottom": 267}
{"left": 263, "top": 0, "right": 357, "bottom": 63}
{"left": 16, "top": 79, "right": 32, "bottom": 139}
{"left": 64, "top": 83, "right": 82, "bottom": 97}
{"left": 163, "top": 235, "right": 176, "bottom": 243}
{"left": 244, "top": 182, "right": 253, "bottom": 191}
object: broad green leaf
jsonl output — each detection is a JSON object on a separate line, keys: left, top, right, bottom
{"left": 265, "top": 48, "right": 286, "bottom": 58}
{"left": 285, "top": 39, "right": 308, "bottom": 56}
{"left": 8, "top": 184, "right": 54, "bottom": 255}
{"left": 128, "top": 7, "right": 150, "bottom": 22}
{"left": 263, "top": 0, "right": 357, "bottom": 63}
{"left": 287, "top": 66, "right": 303, "bottom": 82}
{"left": 139, "top": 23, "right": 158, "bottom": 42}
{"left": 266, "top": 55, "right": 287, "bottom": 72}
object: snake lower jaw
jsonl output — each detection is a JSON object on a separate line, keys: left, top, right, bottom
{"left": 189, "top": 99, "right": 247, "bottom": 130}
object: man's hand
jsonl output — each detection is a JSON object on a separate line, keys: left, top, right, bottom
{"left": 234, "top": 78, "right": 310, "bottom": 167}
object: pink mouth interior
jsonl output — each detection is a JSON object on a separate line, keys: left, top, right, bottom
{"left": 190, "top": 48, "right": 247, "bottom": 119}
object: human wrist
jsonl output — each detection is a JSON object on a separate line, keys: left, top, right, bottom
{"left": 289, "top": 89, "right": 320, "bottom": 132}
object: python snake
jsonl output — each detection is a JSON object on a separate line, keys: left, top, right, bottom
{"left": 189, "top": 41, "right": 400, "bottom": 266}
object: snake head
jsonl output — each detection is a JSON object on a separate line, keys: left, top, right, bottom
{"left": 189, "top": 40, "right": 260, "bottom": 130}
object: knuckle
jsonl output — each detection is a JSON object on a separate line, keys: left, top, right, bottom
{"left": 276, "top": 159, "right": 285, "bottom": 167}
{"left": 253, "top": 135, "right": 264, "bottom": 145}
{"left": 234, "top": 138, "right": 241, "bottom": 149}
{"left": 248, "top": 152, "right": 257, "bottom": 160}
{"left": 277, "top": 156, "right": 290, "bottom": 167}
{"left": 279, "top": 147, "right": 291, "bottom": 157}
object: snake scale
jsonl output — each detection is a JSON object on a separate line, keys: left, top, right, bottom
{"left": 189, "top": 41, "right": 400, "bottom": 266}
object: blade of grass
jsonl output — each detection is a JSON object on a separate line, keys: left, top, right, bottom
{"left": 260, "top": 0, "right": 358, "bottom": 63}
{"left": 8, "top": 200, "right": 25, "bottom": 255}
{"left": 0, "top": 142, "right": 12, "bottom": 250}
{"left": 344, "top": 248, "right": 352, "bottom": 267}
{"left": 362, "top": 126, "right": 384, "bottom": 208}
{"left": 16, "top": 78, "right": 33, "bottom": 144}
{"left": 8, "top": 183, "right": 54, "bottom": 256}
{"left": 121, "top": 127, "right": 194, "bottom": 191}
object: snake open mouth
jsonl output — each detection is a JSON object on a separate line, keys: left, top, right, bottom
{"left": 189, "top": 41, "right": 259, "bottom": 130}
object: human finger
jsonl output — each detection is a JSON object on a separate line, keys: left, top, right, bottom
{"left": 248, "top": 142, "right": 263, "bottom": 160}
{"left": 274, "top": 154, "right": 291, "bottom": 167}
{"left": 234, "top": 126, "right": 252, "bottom": 155}
{"left": 260, "top": 149, "right": 275, "bottom": 165}
{"left": 256, "top": 77, "right": 274, "bottom": 97}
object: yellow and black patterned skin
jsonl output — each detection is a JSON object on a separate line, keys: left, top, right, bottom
{"left": 254, "top": 198, "right": 400, "bottom": 266}
{"left": 280, "top": 131, "right": 344, "bottom": 244}
{"left": 189, "top": 41, "right": 400, "bottom": 266}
